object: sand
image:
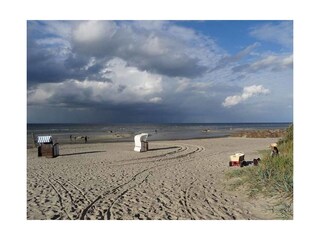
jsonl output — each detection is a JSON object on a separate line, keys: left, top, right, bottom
{"left": 27, "top": 137, "right": 279, "bottom": 220}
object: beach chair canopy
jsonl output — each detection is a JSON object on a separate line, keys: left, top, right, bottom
{"left": 37, "top": 136, "right": 53, "bottom": 144}
{"left": 134, "top": 133, "right": 149, "bottom": 152}
{"left": 134, "top": 133, "right": 148, "bottom": 143}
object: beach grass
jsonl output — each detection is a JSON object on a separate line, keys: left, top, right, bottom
{"left": 226, "top": 124, "right": 293, "bottom": 219}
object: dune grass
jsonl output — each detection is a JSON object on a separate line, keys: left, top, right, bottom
{"left": 227, "top": 124, "right": 293, "bottom": 219}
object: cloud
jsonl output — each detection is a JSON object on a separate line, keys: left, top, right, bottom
{"left": 173, "top": 77, "right": 216, "bottom": 96}
{"left": 69, "top": 21, "right": 214, "bottom": 78}
{"left": 232, "top": 54, "right": 293, "bottom": 73}
{"left": 249, "top": 54, "right": 293, "bottom": 71}
{"left": 222, "top": 85, "right": 270, "bottom": 107}
{"left": 213, "top": 42, "right": 259, "bottom": 71}
{"left": 28, "top": 58, "right": 163, "bottom": 106}
{"left": 149, "top": 97, "right": 162, "bottom": 103}
{"left": 73, "top": 21, "right": 117, "bottom": 43}
{"left": 27, "top": 22, "right": 73, "bottom": 85}
{"left": 27, "top": 20, "right": 221, "bottom": 87}
{"left": 27, "top": 21, "right": 293, "bottom": 123}
{"left": 250, "top": 21, "right": 293, "bottom": 48}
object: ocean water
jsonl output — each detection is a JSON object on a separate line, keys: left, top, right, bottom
{"left": 27, "top": 123, "right": 291, "bottom": 147}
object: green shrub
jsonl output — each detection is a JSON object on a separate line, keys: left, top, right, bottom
{"left": 227, "top": 124, "right": 293, "bottom": 219}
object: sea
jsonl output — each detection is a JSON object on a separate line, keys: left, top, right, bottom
{"left": 27, "top": 122, "right": 291, "bottom": 148}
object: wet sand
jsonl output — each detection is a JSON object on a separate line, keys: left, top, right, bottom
{"left": 27, "top": 137, "right": 279, "bottom": 220}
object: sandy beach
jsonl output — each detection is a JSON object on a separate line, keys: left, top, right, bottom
{"left": 27, "top": 137, "right": 279, "bottom": 220}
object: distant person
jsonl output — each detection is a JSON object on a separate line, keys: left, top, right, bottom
{"left": 85, "top": 136, "right": 88, "bottom": 143}
{"left": 270, "top": 146, "right": 279, "bottom": 157}
{"left": 70, "top": 135, "right": 72, "bottom": 141}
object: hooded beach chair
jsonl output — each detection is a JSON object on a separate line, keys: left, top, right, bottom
{"left": 134, "top": 133, "right": 149, "bottom": 152}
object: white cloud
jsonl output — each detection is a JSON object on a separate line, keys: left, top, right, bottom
{"left": 222, "top": 85, "right": 270, "bottom": 107}
{"left": 142, "top": 34, "right": 168, "bottom": 56}
{"left": 28, "top": 58, "right": 163, "bottom": 106}
{"left": 149, "top": 97, "right": 162, "bottom": 103}
{"left": 167, "top": 25, "right": 198, "bottom": 42}
{"left": 233, "top": 54, "right": 293, "bottom": 73}
{"left": 81, "top": 57, "right": 96, "bottom": 71}
{"left": 73, "top": 21, "right": 117, "bottom": 43}
{"left": 69, "top": 20, "right": 221, "bottom": 78}
{"left": 27, "top": 86, "right": 55, "bottom": 104}
{"left": 250, "top": 22, "right": 293, "bottom": 48}
{"left": 132, "top": 21, "right": 168, "bottom": 31}
{"left": 250, "top": 54, "right": 293, "bottom": 71}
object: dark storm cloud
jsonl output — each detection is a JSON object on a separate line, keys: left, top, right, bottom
{"left": 28, "top": 21, "right": 104, "bottom": 86}
{"left": 63, "top": 54, "right": 113, "bottom": 82}
{"left": 27, "top": 40, "right": 69, "bottom": 85}
{"left": 63, "top": 53, "right": 89, "bottom": 70}
{"left": 28, "top": 98, "right": 196, "bottom": 123}
{"left": 27, "top": 40, "right": 110, "bottom": 85}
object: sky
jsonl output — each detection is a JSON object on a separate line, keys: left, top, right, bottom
{"left": 27, "top": 20, "right": 293, "bottom": 123}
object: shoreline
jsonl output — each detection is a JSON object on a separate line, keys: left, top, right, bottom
{"left": 27, "top": 128, "right": 286, "bottom": 149}
{"left": 27, "top": 134, "right": 231, "bottom": 149}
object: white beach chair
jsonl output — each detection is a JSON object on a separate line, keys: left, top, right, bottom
{"left": 134, "top": 133, "right": 149, "bottom": 152}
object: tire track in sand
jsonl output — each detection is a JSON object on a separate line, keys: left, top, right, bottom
{"left": 102, "top": 144, "right": 205, "bottom": 219}
{"left": 33, "top": 174, "right": 72, "bottom": 220}
{"left": 108, "top": 144, "right": 204, "bottom": 167}
{"left": 30, "top": 143, "right": 205, "bottom": 220}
